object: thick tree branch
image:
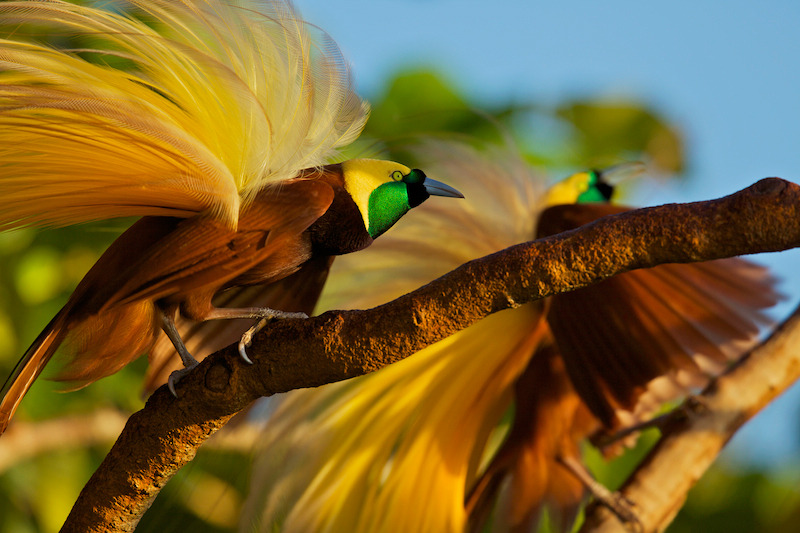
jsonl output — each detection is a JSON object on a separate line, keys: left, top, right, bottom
{"left": 580, "top": 302, "right": 800, "bottom": 533}
{"left": 62, "top": 178, "right": 800, "bottom": 532}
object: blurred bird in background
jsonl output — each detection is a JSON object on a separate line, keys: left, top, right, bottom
{"left": 241, "top": 140, "right": 779, "bottom": 533}
{"left": 0, "top": 0, "right": 462, "bottom": 435}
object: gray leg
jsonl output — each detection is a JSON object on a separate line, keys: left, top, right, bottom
{"left": 160, "top": 311, "right": 200, "bottom": 396}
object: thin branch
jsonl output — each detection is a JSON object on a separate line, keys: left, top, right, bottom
{"left": 0, "top": 408, "right": 259, "bottom": 474}
{"left": 0, "top": 408, "right": 127, "bottom": 473}
{"left": 61, "top": 178, "right": 800, "bottom": 532}
{"left": 580, "top": 303, "right": 800, "bottom": 533}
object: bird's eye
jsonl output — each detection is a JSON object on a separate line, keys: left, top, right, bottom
{"left": 391, "top": 170, "right": 404, "bottom": 181}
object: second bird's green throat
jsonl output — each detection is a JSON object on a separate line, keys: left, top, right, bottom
{"left": 577, "top": 170, "right": 615, "bottom": 203}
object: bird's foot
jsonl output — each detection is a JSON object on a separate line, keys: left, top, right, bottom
{"left": 168, "top": 360, "right": 199, "bottom": 397}
{"left": 238, "top": 309, "right": 308, "bottom": 364}
{"left": 586, "top": 491, "right": 641, "bottom": 533}
{"left": 558, "top": 454, "right": 642, "bottom": 532}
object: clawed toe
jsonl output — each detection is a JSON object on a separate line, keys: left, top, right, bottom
{"left": 168, "top": 363, "right": 198, "bottom": 396}
{"left": 238, "top": 310, "right": 308, "bottom": 363}
{"left": 238, "top": 319, "right": 266, "bottom": 364}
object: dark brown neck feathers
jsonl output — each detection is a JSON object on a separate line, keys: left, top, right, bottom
{"left": 305, "top": 164, "right": 374, "bottom": 256}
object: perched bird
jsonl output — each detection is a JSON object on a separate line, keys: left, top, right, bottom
{"left": 0, "top": 0, "right": 462, "bottom": 435}
{"left": 242, "top": 141, "right": 779, "bottom": 533}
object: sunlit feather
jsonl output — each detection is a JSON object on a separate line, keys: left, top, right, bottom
{"left": 0, "top": 0, "right": 367, "bottom": 229}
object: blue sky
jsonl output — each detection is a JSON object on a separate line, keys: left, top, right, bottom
{"left": 297, "top": 0, "right": 800, "bottom": 469}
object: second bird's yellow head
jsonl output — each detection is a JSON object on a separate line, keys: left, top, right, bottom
{"left": 544, "top": 161, "right": 646, "bottom": 206}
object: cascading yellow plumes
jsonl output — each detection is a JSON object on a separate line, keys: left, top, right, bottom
{"left": 241, "top": 141, "right": 546, "bottom": 532}
{"left": 0, "top": 0, "right": 367, "bottom": 229}
{"left": 247, "top": 310, "right": 543, "bottom": 533}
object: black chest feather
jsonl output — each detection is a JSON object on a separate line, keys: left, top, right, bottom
{"left": 307, "top": 185, "right": 373, "bottom": 256}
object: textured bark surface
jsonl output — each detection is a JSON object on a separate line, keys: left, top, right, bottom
{"left": 62, "top": 178, "right": 800, "bottom": 532}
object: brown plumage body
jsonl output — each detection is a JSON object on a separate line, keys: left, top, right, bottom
{"left": 467, "top": 203, "right": 779, "bottom": 532}
{"left": 0, "top": 165, "right": 367, "bottom": 434}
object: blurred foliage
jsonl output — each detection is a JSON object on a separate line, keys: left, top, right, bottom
{"left": 556, "top": 101, "right": 684, "bottom": 173}
{"left": 0, "top": 60, "right": 796, "bottom": 533}
{"left": 671, "top": 465, "right": 800, "bottom": 533}
{"left": 356, "top": 68, "right": 684, "bottom": 178}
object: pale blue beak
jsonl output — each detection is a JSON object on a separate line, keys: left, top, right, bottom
{"left": 424, "top": 178, "right": 464, "bottom": 199}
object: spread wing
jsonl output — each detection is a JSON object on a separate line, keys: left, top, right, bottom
{"left": 538, "top": 203, "right": 781, "bottom": 426}
{"left": 0, "top": 0, "right": 367, "bottom": 230}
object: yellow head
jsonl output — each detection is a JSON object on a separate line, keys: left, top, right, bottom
{"left": 544, "top": 162, "right": 646, "bottom": 206}
{"left": 341, "top": 159, "right": 463, "bottom": 239}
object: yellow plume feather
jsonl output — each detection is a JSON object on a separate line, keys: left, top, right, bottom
{"left": 0, "top": 0, "right": 368, "bottom": 229}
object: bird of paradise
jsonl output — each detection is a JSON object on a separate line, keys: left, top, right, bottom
{"left": 242, "top": 140, "right": 778, "bottom": 532}
{"left": 0, "top": 0, "right": 463, "bottom": 434}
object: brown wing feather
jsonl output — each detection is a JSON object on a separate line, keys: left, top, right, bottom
{"left": 1, "top": 179, "right": 335, "bottom": 405}
{"left": 467, "top": 201, "right": 780, "bottom": 530}
{"left": 143, "top": 255, "right": 335, "bottom": 392}
{"left": 538, "top": 203, "right": 780, "bottom": 426}
{"left": 99, "top": 179, "right": 334, "bottom": 312}
{"left": 0, "top": 314, "right": 69, "bottom": 434}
